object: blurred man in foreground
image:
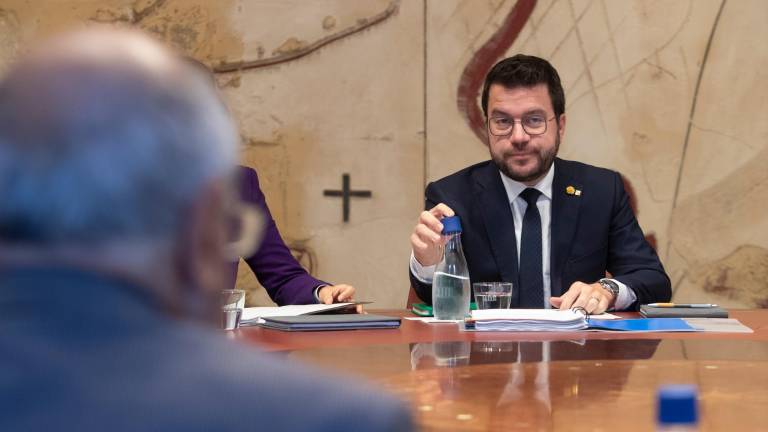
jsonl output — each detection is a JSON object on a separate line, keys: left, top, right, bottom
{"left": 0, "top": 29, "right": 412, "bottom": 431}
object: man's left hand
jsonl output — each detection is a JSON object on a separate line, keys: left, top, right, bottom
{"left": 318, "top": 284, "right": 363, "bottom": 313}
{"left": 549, "top": 281, "right": 614, "bottom": 314}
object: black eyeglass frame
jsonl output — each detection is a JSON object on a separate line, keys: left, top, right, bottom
{"left": 486, "top": 115, "right": 558, "bottom": 137}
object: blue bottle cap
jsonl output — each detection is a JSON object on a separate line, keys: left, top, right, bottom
{"left": 657, "top": 384, "right": 698, "bottom": 425}
{"left": 441, "top": 216, "right": 462, "bottom": 234}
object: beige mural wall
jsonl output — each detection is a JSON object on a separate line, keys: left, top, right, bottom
{"left": 1, "top": 0, "right": 766, "bottom": 308}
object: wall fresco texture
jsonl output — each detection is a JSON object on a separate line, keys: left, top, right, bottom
{"left": 1, "top": 0, "right": 765, "bottom": 308}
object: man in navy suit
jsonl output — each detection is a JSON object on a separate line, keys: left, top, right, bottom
{"left": 409, "top": 55, "right": 670, "bottom": 313}
{"left": 0, "top": 29, "right": 412, "bottom": 431}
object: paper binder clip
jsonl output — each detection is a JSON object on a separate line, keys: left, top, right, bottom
{"left": 571, "top": 306, "right": 590, "bottom": 321}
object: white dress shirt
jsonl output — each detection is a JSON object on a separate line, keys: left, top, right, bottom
{"left": 410, "top": 164, "right": 637, "bottom": 310}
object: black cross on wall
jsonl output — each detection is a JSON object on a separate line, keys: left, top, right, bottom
{"left": 323, "top": 173, "right": 372, "bottom": 223}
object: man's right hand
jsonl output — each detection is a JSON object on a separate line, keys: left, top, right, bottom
{"left": 410, "top": 203, "right": 455, "bottom": 267}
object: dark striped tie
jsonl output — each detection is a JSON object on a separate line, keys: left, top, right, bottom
{"left": 519, "top": 188, "right": 544, "bottom": 308}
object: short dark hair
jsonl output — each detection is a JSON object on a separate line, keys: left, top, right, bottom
{"left": 481, "top": 54, "right": 565, "bottom": 119}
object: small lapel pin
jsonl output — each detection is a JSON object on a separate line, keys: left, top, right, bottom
{"left": 566, "top": 185, "right": 582, "bottom": 196}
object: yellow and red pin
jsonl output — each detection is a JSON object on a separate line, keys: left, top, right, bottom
{"left": 566, "top": 185, "right": 581, "bottom": 196}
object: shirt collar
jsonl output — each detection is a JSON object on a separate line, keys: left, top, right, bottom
{"left": 499, "top": 162, "right": 555, "bottom": 204}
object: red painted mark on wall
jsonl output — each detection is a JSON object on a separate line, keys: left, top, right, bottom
{"left": 456, "top": 0, "right": 537, "bottom": 144}
{"left": 621, "top": 174, "right": 657, "bottom": 251}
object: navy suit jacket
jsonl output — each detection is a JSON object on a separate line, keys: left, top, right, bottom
{"left": 410, "top": 158, "right": 671, "bottom": 309}
{"left": 228, "top": 166, "right": 327, "bottom": 305}
{"left": 0, "top": 267, "right": 412, "bottom": 431}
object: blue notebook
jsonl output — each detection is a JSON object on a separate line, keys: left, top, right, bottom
{"left": 588, "top": 318, "right": 696, "bottom": 332}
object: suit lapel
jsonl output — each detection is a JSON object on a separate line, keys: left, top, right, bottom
{"left": 550, "top": 158, "right": 583, "bottom": 297}
{"left": 473, "top": 163, "right": 520, "bottom": 303}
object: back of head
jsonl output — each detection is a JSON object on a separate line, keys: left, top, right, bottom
{"left": 481, "top": 54, "right": 565, "bottom": 118}
{"left": 0, "top": 28, "right": 237, "bottom": 246}
{"left": 0, "top": 29, "right": 416, "bottom": 432}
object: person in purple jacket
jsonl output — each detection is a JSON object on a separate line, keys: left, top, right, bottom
{"left": 178, "top": 58, "right": 354, "bottom": 306}
{"left": 230, "top": 165, "right": 356, "bottom": 306}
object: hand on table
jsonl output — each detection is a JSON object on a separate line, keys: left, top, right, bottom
{"left": 318, "top": 284, "right": 363, "bottom": 313}
{"left": 549, "top": 281, "right": 615, "bottom": 314}
{"left": 410, "top": 203, "right": 455, "bottom": 266}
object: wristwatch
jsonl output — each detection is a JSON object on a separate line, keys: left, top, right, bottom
{"left": 598, "top": 278, "right": 620, "bottom": 305}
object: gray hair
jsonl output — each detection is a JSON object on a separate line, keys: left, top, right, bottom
{"left": 0, "top": 29, "right": 236, "bottom": 245}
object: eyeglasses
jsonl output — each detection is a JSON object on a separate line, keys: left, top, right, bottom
{"left": 487, "top": 114, "right": 556, "bottom": 136}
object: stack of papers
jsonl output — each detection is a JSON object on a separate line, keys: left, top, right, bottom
{"left": 465, "top": 309, "right": 750, "bottom": 333}
{"left": 467, "top": 309, "right": 590, "bottom": 331}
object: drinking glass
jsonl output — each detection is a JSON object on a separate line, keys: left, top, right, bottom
{"left": 472, "top": 282, "right": 513, "bottom": 309}
{"left": 221, "top": 289, "right": 245, "bottom": 330}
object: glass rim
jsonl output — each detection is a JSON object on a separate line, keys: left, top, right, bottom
{"left": 472, "top": 281, "right": 513, "bottom": 294}
{"left": 221, "top": 289, "right": 245, "bottom": 304}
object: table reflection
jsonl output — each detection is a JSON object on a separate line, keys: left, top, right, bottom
{"left": 410, "top": 339, "right": 662, "bottom": 368}
{"left": 407, "top": 339, "right": 661, "bottom": 429}
{"left": 245, "top": 310, "right": 768, "bottom": 431}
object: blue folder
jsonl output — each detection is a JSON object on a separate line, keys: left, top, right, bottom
{"left": 588, "top": 318, "right": 696, "bottom": 332}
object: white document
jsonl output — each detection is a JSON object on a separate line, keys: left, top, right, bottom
{"left": 470, "top": 309, "right": 587, "bottom": 331}
{"left": 405, "top": 310, "right": 619, "bottom": 326}
{"left": 467, "top": 309, "right": 620, "bottom": 331}
{"left": 240, "top": 303, "right": 361, "bottom": 326}
{"left": 471, "top": 309, "right": 619, "bottom": 320}
{"left": 472, "top": 309, "right": 580, "bottom": 321}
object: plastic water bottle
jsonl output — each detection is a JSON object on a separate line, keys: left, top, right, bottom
{"left": 432, "top": 216, "right": 470, "bottom": 320}
{"left": 657, "top": 385, "right": 699, "bottom": 431}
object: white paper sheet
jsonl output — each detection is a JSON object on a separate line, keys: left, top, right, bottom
{"left": 405, "top": 310, "right": 620, "bottom": 325}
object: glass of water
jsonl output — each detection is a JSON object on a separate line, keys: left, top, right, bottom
{"left": 472, "top": 282, "right": 513, "bottom": 309}
{"left": 221, "top": 289, "right": 245, "bottom": 330}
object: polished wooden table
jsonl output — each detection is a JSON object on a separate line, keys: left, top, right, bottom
{"left": 234, "top": 310, "right": 768, "bottom": 431}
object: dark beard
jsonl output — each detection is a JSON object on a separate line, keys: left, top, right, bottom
{"left": 492, "top": 134, "right": 560, "bottom": 183}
